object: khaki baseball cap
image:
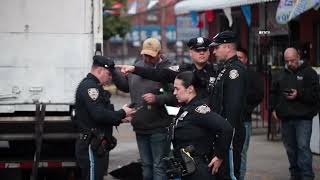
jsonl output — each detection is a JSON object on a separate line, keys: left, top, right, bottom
{"left": 141, "top": 38, "right": 161, "bottom": 57}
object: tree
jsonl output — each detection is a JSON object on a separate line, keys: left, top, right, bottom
{"left": 103, "top": 0, "right": 131, "bottom": 41}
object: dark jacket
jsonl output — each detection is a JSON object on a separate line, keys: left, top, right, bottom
{"left": 271, "top": 63, "right": 320, "bottom": 120}
{"left": 112, "top": 59, "right": 175, "bottom": 134}
{"left": 73, "top": 73, "right": 126, "bottom": 138}
{"left": 244, "top": 66, "right": 264, "bottom": 122}
{"left": 173, "top": 96, "right": 232, "bottom": 160}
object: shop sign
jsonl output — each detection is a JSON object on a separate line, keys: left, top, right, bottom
{"left": 276, "top": 0, "right": 295, "bottom": 24}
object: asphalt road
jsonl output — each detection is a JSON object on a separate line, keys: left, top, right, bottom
{"left": 106, "top": 94, "right": 320, "bottom": 180}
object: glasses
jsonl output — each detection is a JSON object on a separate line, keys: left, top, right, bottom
{"left": 194, "top": 48, "right": 208, "bottom": 53}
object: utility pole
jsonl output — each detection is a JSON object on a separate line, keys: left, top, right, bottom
{"left": 160, "top": 0, "right": 168, "bottom": 54}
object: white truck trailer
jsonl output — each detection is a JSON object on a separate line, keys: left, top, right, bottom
{"left": 0, "top": 0, "right": 103, "bottom": 179}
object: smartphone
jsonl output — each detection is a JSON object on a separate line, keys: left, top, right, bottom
{"left": 128, "top": 103, "right": 136, "bottom": 108}
{"left": 128, "top": 103, "right": 143, "bottom": 111}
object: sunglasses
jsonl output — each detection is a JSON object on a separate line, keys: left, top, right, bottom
{"left": 194, "top": 48, "right": 208, "bottom": 53}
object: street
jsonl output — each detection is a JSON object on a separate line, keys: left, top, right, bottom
{"left": 106, "top": 94, "right": 320, "bottom": 180}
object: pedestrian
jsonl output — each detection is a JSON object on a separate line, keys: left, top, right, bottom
{"left": 236, "top": 48, "right": 264, "bottom": 180}
{"left": 112, "top": 37, "right": 175, "bottom": 180}
{"left": 210, "top": 30, "right": 247, "bottom": 180}
{"left": 271, "top": 47, "right": 319, "bottom": 180}
{"left": 73, "top": 55, "right": 136, "bottom": 180}
{"left": 170, "top": 71, "right": 233, "bottom": 180}
{"left": 115, "top": 37, "right": 217, "bottom": 106}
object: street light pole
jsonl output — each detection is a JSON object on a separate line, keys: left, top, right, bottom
{"left": 160, "top": 0, "right": 168, "bottom": 54}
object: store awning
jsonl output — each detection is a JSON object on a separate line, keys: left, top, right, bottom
{"left": 175, "top": 0, "right": 274, "bottom": 15}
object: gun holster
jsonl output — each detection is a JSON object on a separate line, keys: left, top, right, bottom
{"left": 164, "top": 146, "right": 196, "bottom": 179}
{"left": 180, "top": 146, "right": 196, "bottom": 176}
{"left": 82, "top": 129, "right": 117, "bottom": 157}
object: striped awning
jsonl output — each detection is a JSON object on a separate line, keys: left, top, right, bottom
{"left": 174, "top": 0, "right": 275, "bottom": 15}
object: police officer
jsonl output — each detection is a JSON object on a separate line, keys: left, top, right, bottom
{"left": 210, "top": 31, "right": 247, "bottom": 180}
{"left": 115, "top": 37, "right": 217, "bottom": 105}
{"left": 170, "top": 71, "right": 232, "bottom": 180}
{"left": 73, "top": 55, "right": 136, "bottom": 180}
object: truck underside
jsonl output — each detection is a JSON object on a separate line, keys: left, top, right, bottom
{"left": 0, "top": 105, "right": 80, "bottom": 180}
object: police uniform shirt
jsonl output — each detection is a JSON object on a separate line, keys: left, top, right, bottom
{"left": 172, "top": 96, "right": 232, "bottom": 160}
{"left": 212, "top": 55, "right": 247, "bottom": 128}
{"left": 74, "top": 73, "right": 126, "bottom": 136}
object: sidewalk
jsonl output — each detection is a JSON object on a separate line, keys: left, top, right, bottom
{"left": 246, "top": 135, "right": 320, "bottom": 180}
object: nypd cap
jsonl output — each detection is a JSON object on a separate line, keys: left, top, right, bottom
{"left": 210, "top": 31, "right": 237, "bottom": 46}
{"left": 93, "top": 55, "right": 115, "bottom": 70}
{"left": 187, "top": 37, "right": 212, "bottom": 50}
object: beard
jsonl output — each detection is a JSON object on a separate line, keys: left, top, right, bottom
{"left": 216, "top": 57, "right": 226, "bottom": 63}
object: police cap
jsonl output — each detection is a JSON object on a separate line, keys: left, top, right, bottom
{"left": 210, "top": 31, "right": 237, "bottom": 46}
{"left": 93, "top": 55, "right": 115, "bottom": 70}
{"left": 187, "top": 37, "right": 212, "bottom": 50}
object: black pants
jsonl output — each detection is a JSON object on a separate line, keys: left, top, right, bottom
{"left": 232, "top": 127, "right": 245, "bottom": 179}
{"left": 217, "top": 127, "right": 245, "bottom": 180}
{"left": 75, "top": 139, "right": 109, "bottom": 180}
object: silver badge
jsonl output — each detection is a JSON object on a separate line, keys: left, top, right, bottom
{"left": 168, "top": 65, "right": 180, "bottom": 72}
{"left": 177, "top": 111, "right": 188, "bottom": 121}
{"left": 88, "top": 88, "right": 99, "bottom": 101}
{"left": 229, "top": 69, "right": 239, "bottom": 79}
{"left": 209, "top": 77, "right": 216, "bottom": 83}
{"left": 197, "top": 37, "right": 204, "bottom": 45}
{"left": 195, "top": 104, "right": 211, "bottom": 114}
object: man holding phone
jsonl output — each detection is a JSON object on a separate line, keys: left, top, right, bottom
{"left": 271, "top": 47, "right": 320, "bottom": 180}
{"left": 112, "top": 38, "right": 175, "bottom": 180}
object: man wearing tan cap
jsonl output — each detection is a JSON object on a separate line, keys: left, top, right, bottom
{"left": 141, "top": 37, "right": 161, "bottom": 58}
{"left": 113, "top": 37, "right": 175, "bottom": 180}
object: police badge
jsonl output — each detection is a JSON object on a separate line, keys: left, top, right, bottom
{"left": 209, "top": 77, "right": 216, "bottom": 84}
{"left": 88, "top": 88, "right": 99, "bottom": 100}
{"left": 229, "top": 69, "right": 239, "bottom": 79}
{"left": 195, "top": 105, "right": 211, "bottom": 114}
{"left": 197, "top": 37, "right": 204, "bottom": 44}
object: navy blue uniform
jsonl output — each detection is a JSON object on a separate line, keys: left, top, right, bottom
{"left": 212, "top": 56, "right": 247, "bottom": 180}
{"left": 74, "top": 73, "right": 126, "bottom": 180}
{"left": 172, "top": 96, "right": 233, "bottom": 180}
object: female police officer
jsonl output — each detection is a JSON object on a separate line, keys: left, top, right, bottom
{"left": 171, "top": 71, "right": 232, "bottom": 180}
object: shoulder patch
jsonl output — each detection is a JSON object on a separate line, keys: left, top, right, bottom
{"left": 195, "top": 104, "right": 211, "bottom": 114}
{"left": 229, "top": 69, "right": 239, "bottom": 79}
{"left": 168, "top": 65, "right": 180, "bottom": 72}
{"left": 88, "top": 88, "right": 99, "bottom": 101}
